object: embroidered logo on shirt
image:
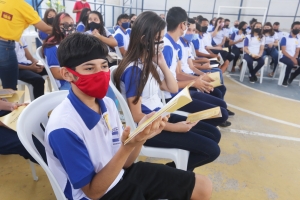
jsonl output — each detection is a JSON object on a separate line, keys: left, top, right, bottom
{"left": 1, "top": 12, "right": 13, "bottom": 21}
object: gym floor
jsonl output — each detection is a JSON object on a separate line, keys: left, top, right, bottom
{"left": 0, "top": 73, "right": 299, "bottom": 200}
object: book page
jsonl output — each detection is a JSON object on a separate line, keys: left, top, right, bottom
{"left": 222, "top": 47, "right": 229, "bottom": 52}
{"left": 124, "top": 82, "right": 194, "bottom": 145}
{"left": 210, "top": 64, "right": 219, "bottom": 68}
{"left": 0, "top": 89, "right": 15, "bottom": 96}
{"left": 208, "top": 72, "right": 222, "bottom": 87}
{"left": 218, "top": 53, "right": 224, "bottom": 65}
{"left": 186, "top": 107, "right": 222, "bottom": 123}
{"left": 209, "top": 58, "right": 218, "bottom": 61}
{"left": 0, "top": 105, "right": 26, "bottom": 131}
{"left": 5, "top": 91, "right": 25, "bottom": 103}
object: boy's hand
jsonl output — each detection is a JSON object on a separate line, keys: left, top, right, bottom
{"left": 10, "top": 102, "right": 28, "bottom": 111}
{"left": 175, "top": 121, "right": 199, "bottom": 132}
{"left": 194, "top": 77, "right": 214, "bottom": 93}
{"left": 201, "top": 73, "right": 214, "bottom": 83}
{"left": 121, "top": 113, "right": 168, "bottom": 148}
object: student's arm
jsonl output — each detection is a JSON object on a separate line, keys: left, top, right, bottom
{"left": 220, "top": 36, "right": 226, "bottom": 46}
{"left": 154, "top": 53, "right": 178, "bottom": 93}
{"left": 196, "top": 50, "right": 216, "bottom": 58}
{"left": 176, "top": 61, "right": 197, "bottom": 81}
{"left": 274, "top": 39, "right": 279, "bottom": 47}
{"left": 24, "top": 48, "right": 38, "bottom": 64}
{"left": 243, "top": 37, "right": 251, "bottom": 55}
{"left": 257, "top": 45, "right": 264, "bottom": 58}
{"left": 34, "top": 21, "right": 52, "bottom": 34}
{"left": 0, "top": 100, "right": 15, "bottom": 111}
{"left": 211, "top": 22, "right": 221, "bottom": 37}
{"left": 294, "top": 48, "right": 300, "bottom": 58}
{"left": 187, "top": 58, "right": 204, "bottom": 76}
{"left": 44, "top": 47, "right": 63, "bottom": 79}
{"left": 114, "top": 34, "right": 127, "bottom": 56}
{"left": 119, "top": 47, "right": 126, "bottom": 56}
{"left": 92, "top": 30, "right": 118, "bottom": 47}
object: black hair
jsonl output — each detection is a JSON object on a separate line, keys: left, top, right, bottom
{"left": 200, "top": 18, "right": 209, "bottom": 23}
{"left": 209, "top": 17, "right": 216, "bottom": 25}
{"left": 225, "top": 19, "right": 230, "bottom": 22}
{"left": 263, "top": 22, "right": 275, "bottom": 36}
{"left": 196, "top": 23, "right": 201, "bottom": 32}
{"left": 78, "top": 8, "right": 91, "bottom": 25}
{"left": 238, "top": 21, "right": 247, "bottom": 30}
{"left": 250, "top": 18, "right": 257, "bottom": 25}
{"left": 57, "top": 33, "right": 108, "bottom": 69}
{"left": 129, "top": 14, "right": 136, "bottom": 20}
{"left": 214, "top": 17, "right": 223, "bottom": 30}
{"left": 188, "top": 18, "right": 195, "bottom": 24}
{"left": 116, "top": 14, "right": 129, "bottom": 25}
{"left": 43, "top": 8, "right": 57, "bottom": 25}
{"left": 273, "top": 22, "right": 280, "bottom": 26}
{"left": 85, "top": 11, "right": 107, "bottom": 37}
{"left": 291, "top": 21, "right": 300, "bottom": 29}
{"left": 166, "top": 7, "right": 188, "bottom": 32}
{"left": 251, "top": 22, "right": 263, "bottom": 39}
{"left": 196, "top": 15, "right": 203, "bottom": 22}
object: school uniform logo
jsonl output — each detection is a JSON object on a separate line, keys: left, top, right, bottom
{"left": 1, "top": 12, "right": 13, "bottom": 21}
{"left": 112, "top": 127, "right": 120, "bottom": 145}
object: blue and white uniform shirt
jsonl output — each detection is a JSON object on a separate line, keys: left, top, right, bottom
{"left": 244, "top": 34, "right": 265, "bottom": 55}
{"left": 114, "top": 27, "right": 130, "bottom": 51}
{"left": 45, "top": 89, "right": 124, "bottom": 200}
{"left": 280, "top": 34, "right": 300, "bottom": 58}
{"left": 230, "top": 31, "right": 245, "bottom": 48}
{"left": 15, "top": 37, "right": 32, "bottom": 65}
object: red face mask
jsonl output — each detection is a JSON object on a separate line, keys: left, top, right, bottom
{"left": 66, "top": 68, "right": 110, "bottom": 99}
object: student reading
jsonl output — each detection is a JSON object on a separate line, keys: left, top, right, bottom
{"left": 44, "top": 33, "right": 212, "bottom": 200}
{"left": 115, "top": 11, "right": 221, "bottom": 171}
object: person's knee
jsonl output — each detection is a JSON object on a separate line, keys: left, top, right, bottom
{"left": 191, "top": 175, "right": 212, "bottom": 200}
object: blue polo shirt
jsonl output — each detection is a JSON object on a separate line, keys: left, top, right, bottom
{"left": 44, "top": 45, "right": 67, "bottom": 89}
{"left": 162, "top": 33, "right": 181, "bottom": 98}
{"left": 45, "top": 89, "right": 124, "bottom": 200}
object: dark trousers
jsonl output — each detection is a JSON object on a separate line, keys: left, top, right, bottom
{"left": 243, "top": 54, "right": 264, "bottom": 77}
{"left": 0, "top": 41, "right": 18, "bottom": 90}
{"left": 18, "top": 68, "right": 47, "bottom": 99}
{"left": 263, "top": 47, "right": 279, "bottom": 73}
{"left": 279, "top": 56, "right": 300, "bottom": 81}
{"left": 144, "top": 114, "right": 221, "bottom": 171}
{"left": 211, "top": 49, "right": 234, "bottom": 62}
{"left": 231, "top": 45, "right": 243, "bottom": 66}
{"left": 0, "top": 111, "right": 47, "bottom": 164}
{"left": 167, "top": 90, "right": 228, "bottom": 126}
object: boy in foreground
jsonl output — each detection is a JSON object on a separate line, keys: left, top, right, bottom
{"left": 44, "top": 33, "right": 212, "bottom": 200}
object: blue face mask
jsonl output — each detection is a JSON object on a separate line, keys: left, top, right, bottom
{"left": 183, "top": 34, "right": 194, "bottom": 43}
{"left": 121, "top": 22, "right": 130, "bottom": 29}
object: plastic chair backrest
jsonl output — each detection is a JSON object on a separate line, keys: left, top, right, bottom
{"left": 36, "top": 47, "right": 59, "bottom": 91}
{"left": 109, "top": 65, "right": 136, "bottom": 130}
{"left": 17, "top": 91, "right": 68, "bottom": 200}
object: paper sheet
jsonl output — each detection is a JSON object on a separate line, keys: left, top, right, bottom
{"left": 0, "top": 105, "right": 26, "bottom": 131}
{"left": 186, "top": 107, "right": 222, "bottom": 123}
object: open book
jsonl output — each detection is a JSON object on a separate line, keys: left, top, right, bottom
{"left": 0, "top": 105, "right": 26, "bottom": 131}
{"left": 209, "top": 64, "right": 219, "bottom": 68}
{"left": 222, "top": 47, "right": 229, "bottom": 52}
{"left": 208, "top": 72, "right": 222, "bottom": 88}
{"left": 5, "top": 91, "right": 25, "bottom": 102}
{"left": 124, "top": 82, "right": 194, "bottom": 145}
{"left": 0, "top": 89, "right": 15, "bottom": 98}
{"left": 217, "top": 53, "right": 224, "bottom": 65}
{"left": 186, "top": 107, "right": 222, "bottom": 123}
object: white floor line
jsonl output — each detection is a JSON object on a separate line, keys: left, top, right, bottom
{"left": 225, "top": 74, "right": 300, "bottom": 103}
{"left": 227, "top": 103, "right": 300, "bottom": 129}
{"left": 221, "top": 128, "right": 300, "bottom": 142}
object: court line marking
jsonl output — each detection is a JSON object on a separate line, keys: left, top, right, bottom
{"left": 225, "top": 74, "right": 300, "bottom": 103}
{"left": 221, "top": 128, "right": 300, "bottom": 142}
{"left": 227, "top": 103, "right": 300, "bottom": 129}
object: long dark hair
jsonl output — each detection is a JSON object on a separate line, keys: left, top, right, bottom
{"left": 79, "top": 8, "right": 91, "bottom": 25}
{"left": 238, "top": 21, "right": 247, "bottom": 34}
{"left": 42, "top": 12, "right": 73, "bottom": 53}
{"left": 43, "top": 8, "right": 57, "bottom": 25}
{"left": 263, "top": 22, "right": 275, "bottom": 36}
{"left": 251, "top": 22, "right": 263, "bottom": 39}
{"left": 85, "top": 11, "right": 107, "bottom": 37}
{"left": 114, "top": 11, "right": 166, "bottom": 104}
{"left": 214, "top": 17, "right": 223, "bottom": 30}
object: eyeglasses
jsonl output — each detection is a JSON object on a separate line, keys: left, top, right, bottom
{"left": 60, "top": 23, "right": 76, "bottom": 29}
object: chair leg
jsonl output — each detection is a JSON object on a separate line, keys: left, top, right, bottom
{"left": 260, "top": 66, "right": 264, "bottom": 84}
{"left": 278, "top": 64, "right": 286, "bottom": 85}
{"left": 173, "top": 150, "right": 189, "bottom": 170}
{"left": 240, "top": 59, "right": 247, "bottom": 82}
{"left": 28, "top": 160, "right": 38, "bottom": 181}
{"left": 28, "top": 85, "right": 35, "bottom": 101}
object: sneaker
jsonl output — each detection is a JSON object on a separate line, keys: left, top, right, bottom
{"left": 253, "top": 75, "right": 258, "bottom": 82}
{"left": 227, "top": 109, "right": 235, "bottom": 116}
{"left": 282, "top": 80, "right": 288, "bottom": 87}
{"left": 288, "top": 73, "right": 296, "bottom": 84}
{"left": 219, "top": 121, "right": 231, "bottom": 127}
{"left": 249, "top": 76, "right": 255, "bottom": 83}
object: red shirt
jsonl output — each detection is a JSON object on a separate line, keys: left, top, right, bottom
{"left": 73, "top": 1, "right": 91, "bottom": 23}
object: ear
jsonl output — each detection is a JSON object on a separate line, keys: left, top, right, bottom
{"left": 140, "top": 35, "right": 147, "bottom": 46}
{"left": 60, "top": 67, "right": 76, "bottom": 82}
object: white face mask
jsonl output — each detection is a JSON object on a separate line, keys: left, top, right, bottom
{"left": 183, "top": 28, "right": 188, "bottom": 36}
{"left": 154, "top": 42, "right": 165, "bottom": 55}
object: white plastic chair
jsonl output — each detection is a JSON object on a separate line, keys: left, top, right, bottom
{"left": 36, "top": 47, "right": 59, "bottom": 91}
{"left": 17, "top": 91, "right": 68, "bottom": 200}
{"left": 109, "top": 65, "right": 189, "bottom": 170}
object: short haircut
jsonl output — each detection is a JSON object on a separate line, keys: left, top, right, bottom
{"left": 117, "top": 14, "right": 129, "bottom": 22}
{"left": 188, "top": 18, "right": 196, "bottom": 24}
{"left": 57, "top": 33, "right": 108, "bottom": 69}
{"left": 166, "top": 7, "right": 188, "bottom": 32}
{"left": 199, "top": 18, "right": 209, "bottom": 24}
{"left": 225, "top": 19, "right": 230, "bottom": 22}
{"left": 291, "top": 21, "right": 300, "bottom": 29}
{"left": 273, "top": 22, "right": 280, "bottom": 26}
{"left": 196, "top": 15, "right": 203, "bottom": 22}
{"left": 196, "top": 23, "right": 201, "bottom": 32}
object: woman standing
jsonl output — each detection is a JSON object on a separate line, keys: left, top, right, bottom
{"left": 0, "top": 0, "right": 52, "bottom": 90}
